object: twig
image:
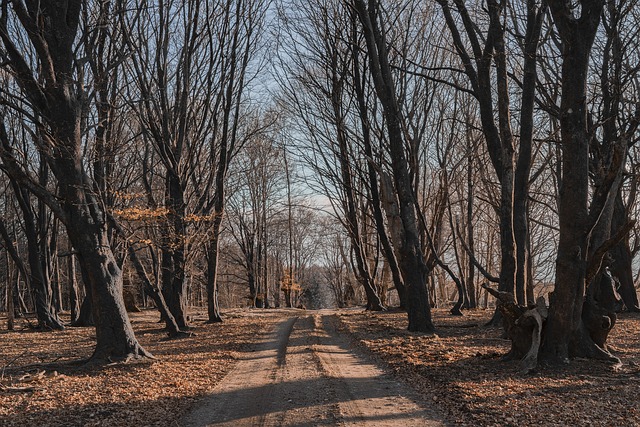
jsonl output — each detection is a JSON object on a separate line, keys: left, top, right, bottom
{"left": 0, "top": 384, "right": 41, "bottom": 393}
{"left": 456, "top": 220, "right": 500, "bottom": 283}
{"left": 1, "top": 350, "right": 29, "bottom": 380}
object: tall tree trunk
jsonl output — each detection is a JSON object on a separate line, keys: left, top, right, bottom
{"left": 351, "top": 32, "right": 407, "bottom": 309}
{"left": 0, "top": 211, "right": 63, "bottom": 330}
{"left": 466, "top": 147, "right": 477, "bottom": 309}
{"left": 487, "top": 0, "right": 517, "bottom": 314}
{"left": 352, "top": 1, "right": 434, "bottom": 332}
{"left": 542, "top": 0, "right": 610, "bottom": 363}
{"left": 161, "top": 172, "right": 189, "bottom": 329}
{"left": 514, "top": 0, "right": 545, "bottom": 307}
{"left": 14, "top": 185, "right": 64, "bottom": 330}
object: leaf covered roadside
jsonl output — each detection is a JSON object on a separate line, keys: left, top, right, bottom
{"left": 0, "top": 309, "right": 283, "bottom": 427}
{"left": 2, "top": 308, "right": 639, "bottom": 426}
{"left": 336, "top": 309, "right": 640, "bottom": 426}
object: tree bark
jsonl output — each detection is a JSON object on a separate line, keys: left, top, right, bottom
{"left": 514, "top": 0, "right": 545, "bottom": 307}
{"left": 161, "top": 172, "right": 189, "bottom": 329}
{"left": 0, "top": 1, "right": 151, "bottom": 361}
{"left": 542, "top": 0, "right": 610, "bottom": 363}
{"left": 68, "top": 252, "right": 81, "bottom": 324}
{"left": 352, "top": 1, "right": 434, "bottom": 331}
{"left": 610, "top": 194, "right": 639, "bottom": 310}
{"left": 351, "top": 29, "right": 407, "bottom": 309}
{"left": 466, "top": 145, "right": 477, "bottom": 309}
{"left": 127, "top": 245, "right": 186, "bottom": 337}
{"left": 13, "top": 184, "right": 64, "bottom": 330}
{"left": 206, "top": 239, "right": 224, "bottom": 323}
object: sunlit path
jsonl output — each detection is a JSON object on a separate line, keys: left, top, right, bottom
{"left": 182, "top": 311, "right": 447, "bottom": 426}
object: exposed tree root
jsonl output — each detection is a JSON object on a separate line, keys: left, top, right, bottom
{"left": 482, "top": 284, "right": 547, "bottom": 372}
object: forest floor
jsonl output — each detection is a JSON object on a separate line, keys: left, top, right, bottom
{"left": 0, "top": 307, "right": 639, "bottom": 426}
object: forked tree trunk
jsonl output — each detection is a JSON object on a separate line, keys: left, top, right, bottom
{"left": 55, "top": 152, "right": 152, "bottom": 361}
{"left": 542, "top": 0, "right": 612, "bottom": 363}
{"left": 0, "top": 0, "right": 151, "bottom": 362}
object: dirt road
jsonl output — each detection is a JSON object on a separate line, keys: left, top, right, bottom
{"left": 181, "top": 311, "right": 447, "bottom": 426}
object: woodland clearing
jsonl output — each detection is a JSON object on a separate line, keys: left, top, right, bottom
{"left": 1, "top": 308, "right": 639, "bottom": 426}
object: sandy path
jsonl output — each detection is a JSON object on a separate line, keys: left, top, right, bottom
{"left": 181, "top": 311, "right": 447, "bottom": 426}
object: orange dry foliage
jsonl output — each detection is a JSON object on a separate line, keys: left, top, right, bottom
{"left": 280, "top": 269, "right": 301, "bottom": 292}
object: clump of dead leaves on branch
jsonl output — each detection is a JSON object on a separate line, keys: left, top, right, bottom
{"left": 337, "top": 308, "right": 640, "bottom": 426}
{"left": 0, "top": 309, "right": 283, "bottom": 427}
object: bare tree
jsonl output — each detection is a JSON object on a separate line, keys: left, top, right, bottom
{"left": 0, "top": 0, "right": 151, "bottom": 361}
{"left": 541, "top": 0, "right": 637, "bottom": 362}
{"left": 350, "top": 0, "right": 434, "bottom": 331}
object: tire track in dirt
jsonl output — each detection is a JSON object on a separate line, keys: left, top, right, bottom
{"left": 181, "top": 311, "right": 447, "bottom": 426}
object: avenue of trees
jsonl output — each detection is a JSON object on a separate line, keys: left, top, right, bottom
{"left": 0, "top": 0, "right": 639, "bottom": 370}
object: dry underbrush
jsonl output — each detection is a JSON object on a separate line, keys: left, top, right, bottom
{"left": 2, "top": 307, "right": 640, "bottom": 426}
{"left": 0, "top": 309, "right": 285, "bottom": 427}
{"left": 337, "top": 308, "right": 640, "bottom": 427}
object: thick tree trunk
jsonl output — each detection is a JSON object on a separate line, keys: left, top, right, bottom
{"left": 161, "top": 173, "right": 189, "bottom": 329}
{"left": 69, "top": 224, "right": 152, "bottom": 361}
{"left": 48, "top": 97, "right": 149, "bottom": 361}
{"left": 542, "top": 0, "right": 610, "bottom": 363}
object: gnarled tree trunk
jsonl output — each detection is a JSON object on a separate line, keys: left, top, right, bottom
{"left": 0, "top": 0, "right": 150, "bottom": 362}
